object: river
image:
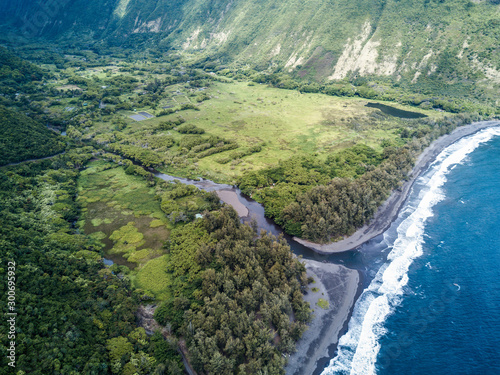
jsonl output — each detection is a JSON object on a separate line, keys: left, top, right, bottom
{"left": 154, "top": 171, "right": 371, "bottom": 267}
{"left": 152, "top": 172, "right": 394, "bottom": 375}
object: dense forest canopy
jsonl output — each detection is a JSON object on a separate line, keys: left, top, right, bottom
{"left": 0, "top": 46, "right": 44, "bottom": 93}
{"left": 155, "top": 207, "right": 310, "bottom": 374}
{"left": 0, "top": 105, "right": 66, "bottom": 166}
{"left": 0, "top": 1, "right": 498, "bottom": 370}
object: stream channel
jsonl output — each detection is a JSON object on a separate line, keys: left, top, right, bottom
{"left": 103, "top": 170, "right": 393, "bottom": 374}
{"left": 153, "top": 171, "right": 375, "bottom": 271}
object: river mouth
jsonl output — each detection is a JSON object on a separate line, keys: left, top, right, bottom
{"left": 153, "top": 171, "right": 386, "bottom": 270}
{"left": 366, "top": 102, "right": 427, "bottom": 118}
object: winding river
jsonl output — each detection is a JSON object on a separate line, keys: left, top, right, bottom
{"left": 153, "top": 172, "right": 390, "bottom": 375}
{"left": 154, "top": 171, "right": 371, "bottom": 269}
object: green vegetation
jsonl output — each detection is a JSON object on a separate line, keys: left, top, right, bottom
{"left": 72, "top": 77, "right": 447, "bottom": 184}
{"left": 2, "top": 42, "right": 488, "bottom": 246}
{"left": 134, "top": 256, "right": 171, "bottom": 300}
{"left": 0, "top": 7, "right": 499, "bottom": 373}
{"left": 155, "top": 207, "right": 311, "bottom": 374}
{"left": 0, "top": 46, "right": 44, "bottom": 95}
{"left": 0, "top": 105, "right": 66, "bottom": 165}
{"left": 0, "top": 47, "right": 66, "bottom": 165}
{"left": 316, "top": 298, "right": 330, "bottom": 310}
{"left": 0, "top": 151, "right": 183, "bottom": 374}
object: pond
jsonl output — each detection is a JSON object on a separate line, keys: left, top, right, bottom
{"left": 366, "top": 102, "right": 427, "bottom": 118}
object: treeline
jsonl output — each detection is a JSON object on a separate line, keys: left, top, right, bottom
{"left": 154, "top": 206, "right": 311, "bottom": 374}
{"left": 108, "top": 143, "right": 165, "bottom": 168}
{"left": 211, "top": 69, "right": 497, "bottom": 116}
{"left": 0, "top": 105, "right": 66, "bottom": 166}
{"left": 216, "top": 144, "right": 263, "bottom": 164}
{"left": 239, "top": 114, "right": 481, "bottom": 242}
{"left": 0, "top": 151, "right": 183, "bottom": 374}
{"left": 283, "top": 148, "right": 413, "bottom": 242}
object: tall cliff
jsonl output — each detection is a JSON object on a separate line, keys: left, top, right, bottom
{"left": 1, "top": 0, "right": 499, "bottom": 87}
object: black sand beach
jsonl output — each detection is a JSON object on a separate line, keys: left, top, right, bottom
{"left": 294, "top": 120, "right": 500, "bottom": 254}
{"left": 286, "top": 260, "right": 360, "bottom": 375}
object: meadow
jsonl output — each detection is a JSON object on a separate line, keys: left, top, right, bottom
{"left": 78, "top": 160, "right": 173, "bottom": 299}
{"left": 86, "top": 77, "right": 444, "bottom": 183}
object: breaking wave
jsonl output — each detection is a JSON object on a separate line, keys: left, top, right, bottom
{"left": 321, "top": 127, "right": 500, "bottom": 375}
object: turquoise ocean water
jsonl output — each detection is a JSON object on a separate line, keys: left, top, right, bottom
{"left": 322, "top": 126, "right": 500, "bottom": 375}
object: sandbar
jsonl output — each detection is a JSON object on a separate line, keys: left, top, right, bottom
{"left": 216, "top": 189, "right": 249, "bottom": 217}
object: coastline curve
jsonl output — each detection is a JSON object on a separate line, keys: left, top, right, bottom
{"left": 293, "top": 120, "right": 500, "bottom": 254}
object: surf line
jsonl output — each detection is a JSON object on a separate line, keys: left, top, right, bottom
{"left": 321, "top": 126, "right": 500, "bottom": 375}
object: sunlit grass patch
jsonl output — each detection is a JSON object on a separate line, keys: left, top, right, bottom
{"left": 74, "top": 250, "right": 102, "bottom": 261}
{"left": 150, "top": 219, "right": 165, "bottom": 228}
{"left": 91, "top": 218, "right": 103, "bottom": 226}
{"left": 133, "top": 255, "right": 171, "bottom": 300}
{"left": 150, "top": 212, "right": 164, "bottom": 219}
{"left": 127, "top": 248, "right": 163, "bottom": 264}
{"left": 110, "top": 222, "right": 144, "bottom": 244}
{"left": 316, "top": 298, "right": 330, "bottom": 310}
{"left": 89, "top": 231, "right": 107, "bottom": 241}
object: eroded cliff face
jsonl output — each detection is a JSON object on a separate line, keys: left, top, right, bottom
{"left": 2, "top": 0, "right": 499, "bottom": 85}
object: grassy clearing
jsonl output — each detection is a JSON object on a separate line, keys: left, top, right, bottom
{"left": 78, "top": 160, "right": 170, "bottom": 268}
{"left": 105, "top": 80, "right": 444, "bottom": 182}
{"left": 131, "top": 255, "right": 171, "bottom": 300}
{"left": 316, "top": 298, "right": 330, "bottom": 310}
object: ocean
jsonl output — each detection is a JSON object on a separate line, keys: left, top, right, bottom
{"left": 322, "top": 126, "right": 500, "bottom": 375}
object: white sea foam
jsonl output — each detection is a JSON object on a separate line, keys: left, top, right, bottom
{"left": 322, "top": 127, "right": 500, "bottom": 375}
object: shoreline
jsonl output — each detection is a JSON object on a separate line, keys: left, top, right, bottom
{"left": 285, "top": 260, "right": 360, "bottom": 375}
{"left": 294, "top": 120, "right": 500, "bottom": 254}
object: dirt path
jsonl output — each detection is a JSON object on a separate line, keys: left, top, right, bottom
{"left": 1, "top": 151, "right": 65, "bottom": 168}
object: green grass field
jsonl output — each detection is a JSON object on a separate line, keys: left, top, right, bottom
{"left": 102, "top": 80, "right": 444, "bottom": 183}
{"left": 78, "top": 160, "right": 172, "bottom": 298}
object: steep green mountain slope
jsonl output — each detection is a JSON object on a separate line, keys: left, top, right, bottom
{"left": 0, "top": 106, "right": 66, "bottom": 166}
{"left": 0, "top": 46, "right": 44, "bottom": 94}
{"left": 0, "top": 47, "right": 66, "bottom": 165}
{"left": 1, "top": 0, "right": 499, "bottom": 97}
